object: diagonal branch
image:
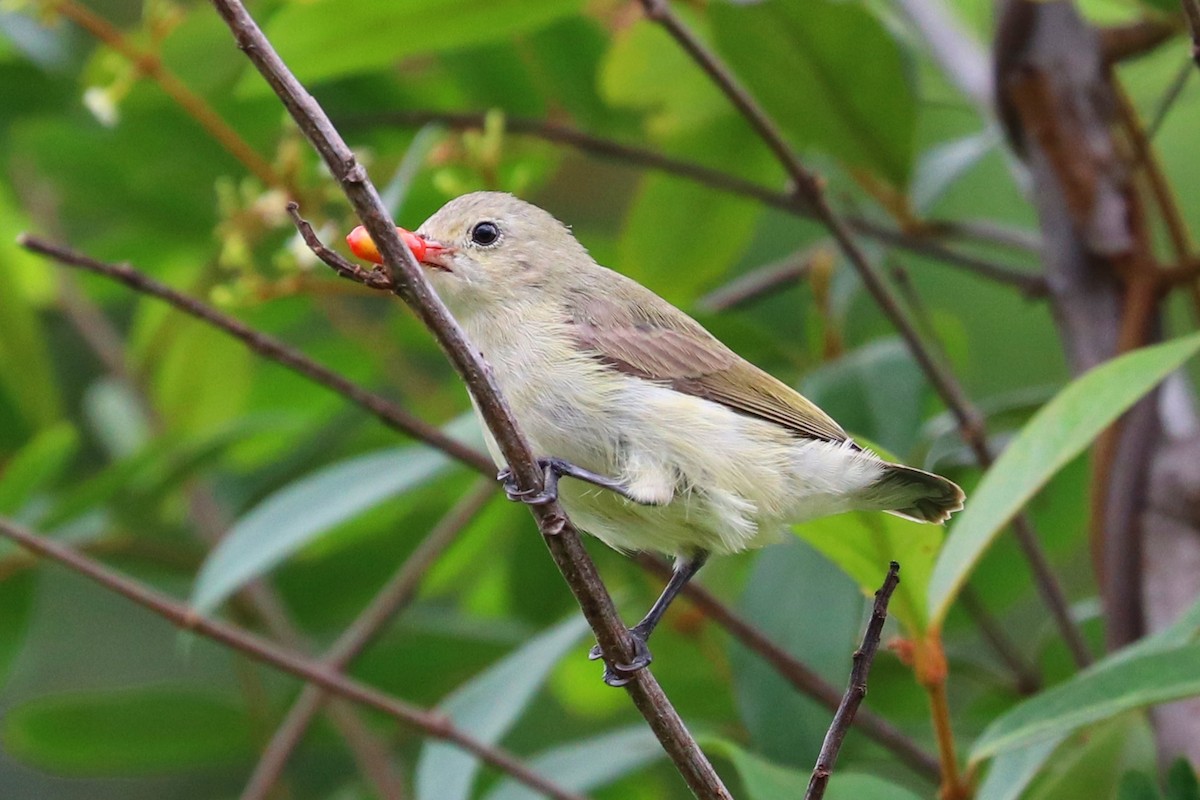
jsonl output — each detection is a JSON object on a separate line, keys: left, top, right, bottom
{"left": 805, "top": 562, "right": 901, "bottom": 800}
{"left": 241, "top": 479, "right": 495, "bottom": 800}
{"left": 361, "top": 109, "right": 1046, "bottom": 296}
{"left": 16, "top": 234, "right": 494, "bottom": 476}
{"left": 638, "top": 555, "right": 940, "bottom": 778}
{"left": 638, "top": 0, "right": 1092, "bottom": 670}
{"left": 204, "top": 1, "right": 731, "bottom": 796}
{"left": 0, "top": 517, "right": 585, "bottom": 800}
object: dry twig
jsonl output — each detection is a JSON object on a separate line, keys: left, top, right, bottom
{"left": 805, "top": 562, "right": 901, "bottom": 800}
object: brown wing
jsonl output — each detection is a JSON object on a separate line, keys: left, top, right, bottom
{"left": 565, "top": 284, "right": 848, "bottom": 444}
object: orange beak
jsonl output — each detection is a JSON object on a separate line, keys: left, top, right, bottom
{"left": 346, "top": 226, "right": 448, "bottom": 269}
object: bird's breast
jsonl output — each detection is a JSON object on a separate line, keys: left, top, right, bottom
{"left": 460, "top": 307, "right": 627, "bottom": 473}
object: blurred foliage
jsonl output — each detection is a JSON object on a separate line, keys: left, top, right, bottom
{"left": 1, "top": 0, "right": 1200, "bottom": 798}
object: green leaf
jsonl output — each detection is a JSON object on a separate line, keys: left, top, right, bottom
{"left": 599, "top": 18, "right": 729, "bottom": 138}
{"left": 928, "top": 332, "right": 1200, "bottom": 626}
{"left": 1121, "top": 772, "right": 1167, "bottom": 800}
{"left": 976, "top": 733, "right": 1069, "bottom": 800}
{"left": 618, "top": 117, "right": 771, "bottom": 303}
{"left": 970, "top": 642, "right": 1200, "bottom": 762}
{"left": 730, "top": 540, "right": 862, "bottom": 766}
{"left": 0, "top": 572, "right": 35, "bottom": 683}
{"left": 912, "top": 130, "right": 1000, "bottom": 213}
{"left": 1167, "top": 759, "right": 1200, "bottom": 800}
{"left": 153, "top": 319, "right": 252, "bottom": 436}
{"left": 1021, "top": 714, "right": 1155, "bottom": 800}
{"left": 705, "top": 739, "right": 810, "bottom": 799}
{"left": 249, "top": 0, "right": 583, "bottom": 93}
{"left": 0, "top": 422, "right": 78, "bottom": 515}
{"left": 2, "top": 689, "right": 253, "bottom": 774}
{"left": 824, "top": 773, "right": 926, "bottom": 800}
{"left": 481, "top": 725, "right": 661, "bottom": 800}
{"left": 190, "top": 416, "right": 480, "bottom": 614}
{"left": 0, "top": 187, "right": 61, "bottom": 432}
{"left": 796, "top": 510, "right": 941, "bottom": 634}
{"left": 415, "top": 614, "right": 590, "bottom": 800}
{"left": 710, "top": 0, "right": 917, "bottom": 185}
{"left": 802, "top": 338, "right": 928, "bottom": 457}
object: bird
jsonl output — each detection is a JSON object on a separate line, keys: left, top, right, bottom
{"left": 347, "top": 191, "right": 964, "bottom": 685}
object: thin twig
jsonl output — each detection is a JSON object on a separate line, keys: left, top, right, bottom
{"left": 56, "top": 262, "right": 403, "bottom": 798}
{"left": 360, "top": 109, "right": 1045, "bottom": 294}
{"left": 805, "top": 562, "right": 900, "bottom": 800}
{"left": 16, "top": 234, "right": 494, "bottom": 476}
{"left": 50, "top": 0, "right": 281, "bottom": 188}
{"left": 205, "top": 2, "right": 731, "bottom": 796}
{"left": 638, "top": 556, "right": 940, "bottom": 779}
{"left": 0, "top": 517, "right": 587, "bottom": 800}
{"left": 697, "top": 246, "right": 821, "bottom": 312}
{"left": 241, "top": 479, "right": 495, "bottom": 800}
{"left": 1182, "top": 0, "right": 1200, "bottom": 69}
{"left": 639, "top": 0, "right": 1092, "bottom": 669}
{"left": 1146, "top": 57, "right": 1194, "bottom": 142}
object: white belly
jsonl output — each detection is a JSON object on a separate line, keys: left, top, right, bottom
{"left": 463, "top": 310, "right": 884, "bottom": 557}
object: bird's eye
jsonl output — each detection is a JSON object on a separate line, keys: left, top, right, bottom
{"left": 470, "top": 221, "right": 500, "bottom": 246}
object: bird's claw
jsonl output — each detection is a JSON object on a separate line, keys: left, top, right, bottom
{"left": 498, "top": 458, "right": 579, "bottom": 506}
{"left": 498, "top": 465, "right": 557, "bottom": 505}
{"left": 588, "top": 629, "right": 654, "bottom": 687}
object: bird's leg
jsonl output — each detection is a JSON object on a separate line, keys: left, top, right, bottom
{"left": 589, "top": 551, "right": 710, "bottom": 687}
{"left": 498, "top": 457, "right": 658, "bottom": 506}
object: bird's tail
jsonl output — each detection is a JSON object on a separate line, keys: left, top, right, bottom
{"left": 870, "top": 463, "right": 965, "bottom": 524}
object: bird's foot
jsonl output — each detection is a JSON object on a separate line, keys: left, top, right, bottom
{"left": 498, "top": 457, "right": 646, "bottom": 506}
{"left": 587, "top": 625, "right": 654, "bottom": 687}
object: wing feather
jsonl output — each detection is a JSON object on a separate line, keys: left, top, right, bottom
{"left": 566, "top": 287, "right": 848, "bottom": 444}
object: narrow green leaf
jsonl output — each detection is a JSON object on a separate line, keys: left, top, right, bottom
{"left": 824, "top": 773, "right": 926, "bottom": 800}
{"left": 711, "top": 0, "right": 917, "bottom": 185}
{"left": 971, "top": 642, "right": 1200, "bottom": 762}
{"left": 0, "top": 186, "right": 61, "bottom": 430}
{"left": 912, "top": 130, "right": 1000, "bottom": 213}
{"left": 704, "top": 739, "right": 809, "bottom": 799}
{"left": 976, "top": 732, "right": 1069, "bottom": 800}
{"left": 731, "top": 540, "right": 862, "bottom": 765}
{"left": 482, "top": 726, "right": 661, "bottom": 800}
{"left": 0, "top": 422, "right": 78, "bottom": 515}
{"left": 796, "top": 510, "right": 941, "bottom": 635}
{"left": 190, "top": 416, "right": 480, "bottom": 614}
{"left": 415, "top": 614, "right": 590, "bottom": 800}
{"left": 929, "top": 333, "right": 1200, "bottom": 626}
{"left": 247, "top": 0, "right": 583, "bottom": 93}
{"left": 2, "top": 689, "right": 252, "bottom": 774}
{"left": 707, "top": 739, "right": 924, "bottom": 800}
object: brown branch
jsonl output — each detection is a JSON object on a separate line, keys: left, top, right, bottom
{"left": 805, "top": 562, "right": 900, "bottom": 800}
{"left": 696, "top": 246, "right": 821, "bottom": 312}
{"left": 1182, "top": 0, "right": 1200, "bottom": 68}
{"left": 0, "top": 517, "right": 587, "bottom": 800}
{"left": 638, "top": 555, "right": 939, "bottom": 779}
{"left": 16, "top": 234, "right": 495, "bottom": 476}
{"left": 359, "top": 109, "right": 1046, "bottom": 295}
{"left": 1099, "top": 18, "right": 1183, "bottom": 65}
{"left": 204, "top": 1, "right": 731, "bottom": 796}
{"left": 241, "top": 479, "right": 495, "bottom": 800}
{"left": 54, "top": 260, "right": 404, "bottom": 798}
{"left": 50, "top": 0, "right": 281, "bottom": 188}
{"left": 638, "top": 0, "right": 1091, "bottom": 668}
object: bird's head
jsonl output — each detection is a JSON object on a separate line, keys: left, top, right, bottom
{"left": 347, "top": 191, "right": 590, "bottom": 312}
